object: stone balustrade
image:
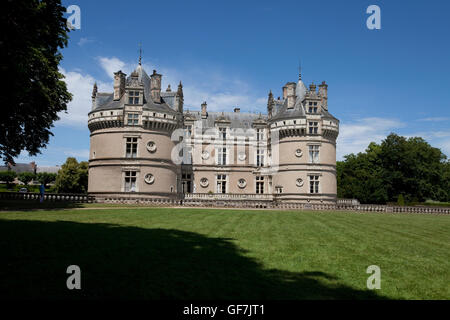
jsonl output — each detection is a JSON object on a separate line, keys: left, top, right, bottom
{"left": 184, "top": 193, "right": 273, "bottom": 201}
{"left": 1, "top": 192, "right": 448, "bottom": 214}
{"left": 0, "top": 192, "right": 94, "bottom": 203}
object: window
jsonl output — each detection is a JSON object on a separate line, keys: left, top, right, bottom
{"left": 308, "top": 121, "right": 318, "bottom": 134}
{"left": 181, "top": 173, "right": 192, "bottom": 193}
{"left": 124, "top": 171, "right": 137, "bottom": 192}
{"left": 309, "top": 175, "right": 319, "bottom": 194}
{"left": 256, "top": 129, "right": 264, "bottom": 141}
{"left": 186, "top": 125, "right": 192, "bottom": 138}
{"left": 308, "top": 106, "right": 318, "bottom": 113}
{"left": 127, "top": 113, "right": 139, "bottom": 126}
{"left": 256, "top": 176, "right": 264, "bottom": 194}
{"left": 256, "top": 148, "right": 264, "bottom": 167}
{"left": 126, "top": 137, "right": 138, "bottom": 158}
{"left": 219, "top": 127, "right": 227, "bottom": 140}
{"left": 182, "top": 146, "right": 192, "bottom": 164}
{"left": 217, "top": 174, "right": 227, "bottom": 194}
{"left": 217, "top": 147, "right": 227, "bottom": 165}
{"left": 309, "top": 145, "right": 320, "bottom": 163}
{"left": 128, "top": 91, "right": 140, "bottom": 104}
{"left": 275, "top": 186, "right": 283, "bottom": 194}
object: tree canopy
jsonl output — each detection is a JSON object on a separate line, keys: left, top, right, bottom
{"left": 37, "top": 172, "right": 57, "bottom": 187}
{"left": 18, "top": 172, "right": 36, "bottom": 185}
{"left": 337, "top": 133, "right": 450, "bottom": 204}
{"left": 0, "top": 0, "right": 72, "bottom": 163}
{"left": 54, "top": 157, "right": 88, "bottom": 193}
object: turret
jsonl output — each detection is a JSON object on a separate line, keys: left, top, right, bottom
{"left": 91, "top": 82, "right": 97, "bottom": 109}
{"left": 267, "top": 90, "right": 274, "bottom": 118}
{"left": 176, "top": 81, "right": 184, "bottom": 113}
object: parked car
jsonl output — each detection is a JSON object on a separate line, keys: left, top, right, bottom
{"left": 18, "top": 188, "right": 28, "bottom": 193}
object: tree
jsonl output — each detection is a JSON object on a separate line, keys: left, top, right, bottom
{"left": 337, "top": 133, "right": 449, "bottom": 204}
{"left": 54, "top": 157, "right": 88, "bottom": 193}
{"left": 0, "top": 171, "right": 17, "bottom": 188}
{"left": 337, "top": 142, "right": 388, "bottom": 204}
{"left": 18, "top": 172, "right": 36, "bottom": 185}
{"left": 0, "top": 0, "right": 72, "bottom": 163}
{"left": 36, "top": 172, "right": 57, "bottom": 188}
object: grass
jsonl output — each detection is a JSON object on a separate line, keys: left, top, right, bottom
{"left": 0, "top": 203, "right": 449, "bottom": 300}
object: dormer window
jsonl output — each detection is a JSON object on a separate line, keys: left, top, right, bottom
{"left": 219, "top": 127, "right": 227, "bottom": 140}
{"left": 308, "top": 102, "right": 318, "bottom": 113}
{"left": 128, "top": 91, "right": 140, "bottom": 104}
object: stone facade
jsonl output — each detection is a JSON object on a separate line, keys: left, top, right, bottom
{"left": 88, "top": 63, "right": 339, "bottom": 204}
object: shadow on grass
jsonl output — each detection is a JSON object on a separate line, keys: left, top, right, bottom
{"left": 0, "top": 200, "right": 84, "bottom": 211}
{"left": 0, "top": 219, "right": 388, "bottom": 300}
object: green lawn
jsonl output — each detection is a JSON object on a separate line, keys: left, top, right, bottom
{"left": 0, "top": 204, "right": 449, "bottom": 299}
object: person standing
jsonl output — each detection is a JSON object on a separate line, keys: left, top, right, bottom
{"left": 39, "top": 183, "right": 45, "bottom": 203}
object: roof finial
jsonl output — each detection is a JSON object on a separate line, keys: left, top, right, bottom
{"left": 138, "top": 42, "right": 142, "bottom": 65}
{"left": 298, "top": 59, "right": 302, "bottom": 81}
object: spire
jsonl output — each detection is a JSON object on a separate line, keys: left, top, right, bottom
{"left": 92, "top": 82, "right": 97, "bottom": 99}
{"left": 177, "top": 81, "right": 183, "bottom": 96}
{"left": 298, "top": 60, "right": 302, "bottom": 81}
{"left": 267, "top": 91, "right": 274, "bottom": 118}
{"left": 138, "top": 43, "right": 142, "bottom": 65}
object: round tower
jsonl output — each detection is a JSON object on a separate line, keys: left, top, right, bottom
{"left": 268, "top": 72, "right": 339, "bottom": 204}
{"left": 87, "top": 64, "right": 182, "bottom": 201}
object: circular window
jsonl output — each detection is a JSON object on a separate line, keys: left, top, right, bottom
{"left": 201, "top": 151, "right": 210, "bottom": 160}
{"left": 144, "top": 173, "right": 155, "bottom": 184}
{"left": 295, "top": 149, "right": 303, "bottom": 158}
{"left": 296, "top": 178, "right": 304, "bottom": 187}
{"left": 146, "top": 141, "right": 156, "bottom": 153}
{"left": 200, "top": 177, "right": 209, "bottom": 187}
{"left": 238, "top": 152, "right": 246, "bottom": 161}
{"left": 237, "top": 178, "right": 247, "bottom": 188}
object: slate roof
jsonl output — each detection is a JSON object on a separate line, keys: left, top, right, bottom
{"left": 90, "top": 65, "right": 178, "bottom": 115}
{"left": 184, "top": 111, "right": 268, "bottom": 133}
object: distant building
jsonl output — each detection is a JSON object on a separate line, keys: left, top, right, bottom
{"left": 0, "top": 162, "right": 36, "bottom": 174}
{"left": 88, "top": 62, "right": 339, "bottom": 204}
{"left": 36, "top": 166, "right": 60, "bottom": 174}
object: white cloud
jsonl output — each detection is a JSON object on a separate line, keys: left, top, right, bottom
{"left": 58, "top": 68, "right": 109, "bottom": 126}
{"left": 97, "top": 57, "right": 129, "bottom": 79}
{"left": 63, "top": 148, "right": 90, "bottom": 159}
{"left": 338, "top": 118, "right": 450, "bottom": 160}
{"left": 77, "top": 37, "right": 94, "bottom": 46}
{"left": 337, "top": 117, "right": 405, "bottom": 160}
{"left": 419, "top": 117, "right": 450, "bottom": 122}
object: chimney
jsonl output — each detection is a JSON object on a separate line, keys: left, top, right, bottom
{"left": 286, "top": 82, "right": 296, "bottom": 109}
{"left": 319, "top": 81, "right": 328, "bottom": 110}
{"left": 150, "top": 69, "right": 162, "bottom": 103}
{"left": 234, "top": 107, "right": 240, "bottom": 113}
{"left": 113, "top": 71, "right": 126, "bottom": 100}
{"left": 309, "top": 82, "right": 316, "bottom": 93}
{"left": 201, "top": 101, "right": 208, "bottom": 119}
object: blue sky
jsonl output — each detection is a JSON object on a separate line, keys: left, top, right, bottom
{"left": 16, "top": 0, "right": 450, "bottom": 165}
